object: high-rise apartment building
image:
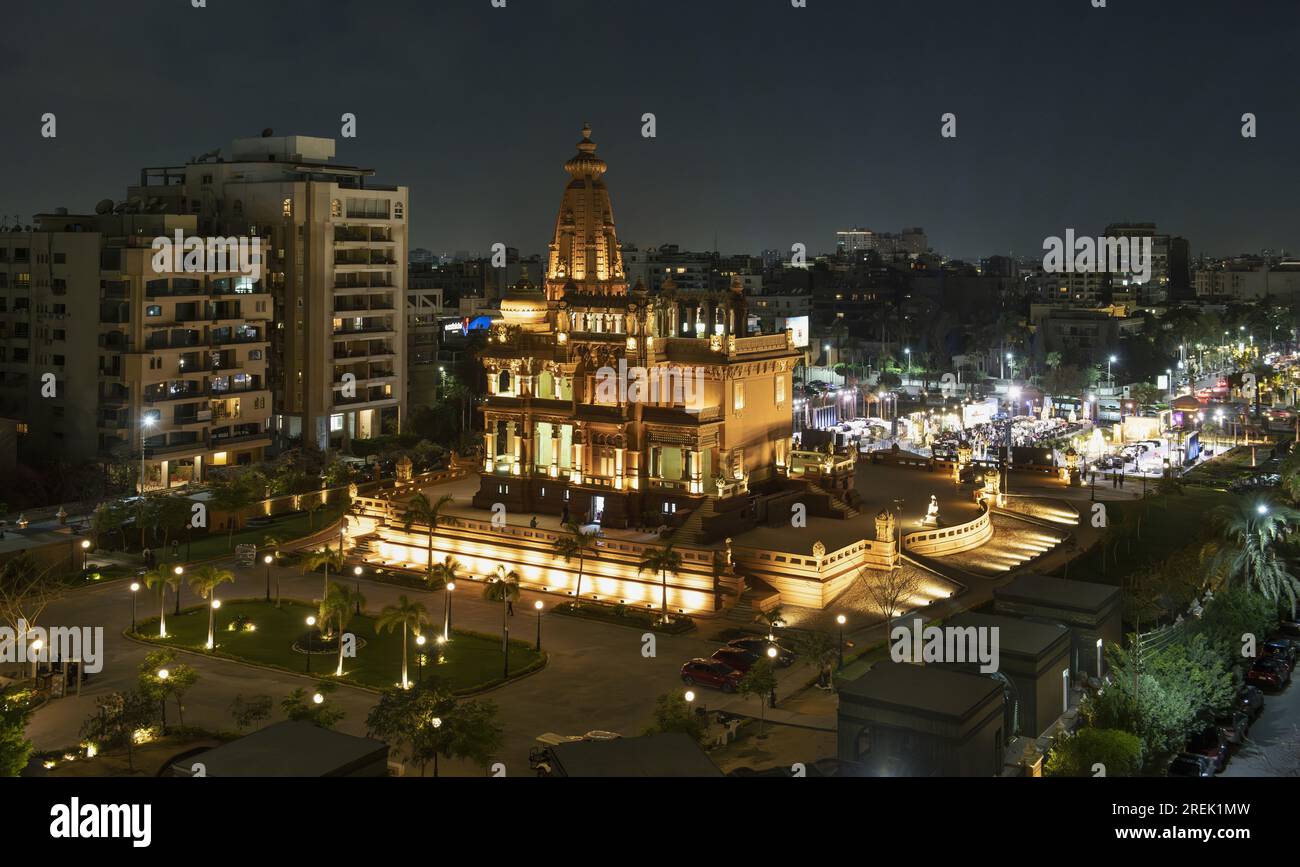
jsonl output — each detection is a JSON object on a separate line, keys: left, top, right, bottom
{"left": 132, "top": 133, "right": 408, "bottom": 451}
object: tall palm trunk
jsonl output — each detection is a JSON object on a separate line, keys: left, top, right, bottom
{"left": 502, "top": 596, "right": 509, "bottom": 652}
{"left": 661, "top": 569, "right": 668, "bottom": 621}
{"left": 206, "top": 598, "right": 215, "bottom": 649}
{"left": 401, "top": 622, "right": 409, "bottom": 689}
{"left": 575, "top": 554, "right": 585, "bottom": 603}
{"left": 158, "top": 590, "right": 167, "bottom": 639}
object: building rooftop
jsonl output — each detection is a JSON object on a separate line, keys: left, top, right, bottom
{"left": 546, "top": 732, "right": 723, "bottom": 777}
{"left": 170, "top": 721, "right": 388, "bottom": 777}
{"left": 840, "top": 662, "right": 1002, "bottom": 719}
{"left": 994, "top": 574, "right": 1120, "bottom": 614}
{"left": 946, "top": 611, "right": 1069, "bottom": 657}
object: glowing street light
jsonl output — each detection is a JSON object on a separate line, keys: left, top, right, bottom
{"left": 415, "top": 633, "right": 427, "bottom": 684}
{"left": 305, "top": 615, "right": 317, "bottom": 673}
{"left": 263, "top": 553, "right": 274, "bottom": 602}
{"left": 443, "top": 580, "right": 456, "bottom": 641}
{"left": 130, "top": 582, "right": 141, "bottom": 632}
{"left": 80, "top": 539, "right": 91, "bottom": 571}
{"left": 534, "top": 599, "right": 544, "bottom": 651}
{"left": 836, "top": 614, "right": 847, "bottom": 670}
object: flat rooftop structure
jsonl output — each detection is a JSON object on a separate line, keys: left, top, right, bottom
{"left": 945, "top": 611, "right": 1068, "bottom": 658}
{"left": 171, "top": 721, "right": 388, "bottom": 777}
{"left": 840, "top": 662, "right": 1001, "bottom": 720}
{"left": 994, "top": 574, "right": 1120, "bottom": 616}
{"left": 545, "top": 732, "right": 723, "bottom": 777}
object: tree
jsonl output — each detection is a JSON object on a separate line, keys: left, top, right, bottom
{"left": 229, "top": 694, "right": 273, "bottom": 732}
{"left": 366, "top": 680, "right": 450, "bottom": 775}
{"left": 142, "top": 566, "right": 180, "bottom": 639}
{"left": 860, "top": 564, "right": 924, "bottom": 638}
{"left": 155, "top": 496, "right": 192, "bottom": 553}
{"left": 138, "top": 649, "right": 198, "bottom": 729}
{"left": 321, "top": 581, "right": 366, "bottom": 677}
{"left": 79, "top": 691, "right": 155, "bottom": 772}
{"left": 1211, "top": 498, "right": 1300, "bottom": 608}
{"left": 187, "top": 565, "right": 234, "bottom": 650}
{"left": 483, "top": 565, "right": 521, "bottom": 654}
{"left": 738, "top": 659, "right": 778, "bottom": 736}
{"left": 401, "top": 492, "right": 454, "bottom": 579}
{"left": 90, "top": 501, "right": 128, "bottom": 551}
{"left": 430, "top": 555, "right": 463, "bottom": 638}
{"left": 555, "top": 522, "right": 600, "bottom": 604}
{"left": 644, "top": 691, "right": 706, "bottom": 744}
{"left": 429, "top": 696, "right": 504, "bottom": 777}
{"left": 281, "top": 681, "right": 346, "bottom": 729}
{"left": 638, "top": 543, "right": 683, "bottom": 624}
{"left": 375, "top": 595, "right": 430, "bottom": 690}
{"left": 0, "top": 686, "right": 35, "bottom": 776}
{"left": 793, "top": 630, "right": 840, "bottom": 689}
{"left": 208, "top": 478, "right": 254, "bottom": 547}
{"left": 301, "top": 548, "right": 345, "bottom": 625}
{"left": 0, "top": 554, "right": 62, "bottom": 636}
{"left": 1044, "top": 728, "right": 1143, "bottom": 777}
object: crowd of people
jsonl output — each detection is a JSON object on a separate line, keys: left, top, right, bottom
{"left": 929, "top": 415, "right": 1080, "bottom": 460}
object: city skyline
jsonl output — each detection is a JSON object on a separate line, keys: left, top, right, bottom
{"left": 2, "top": 0, "right": 1298, "bottom": 260}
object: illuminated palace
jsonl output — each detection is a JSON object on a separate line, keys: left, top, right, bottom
{"left": 470, "top": 126, "right": 803, "bottom": 533}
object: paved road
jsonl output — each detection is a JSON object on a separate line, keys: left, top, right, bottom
{"left": 1222, "top": 676, "right": 1300, "bottom": 776}
{"left": 24, "top": 551, "right": 815, "bottom": 776}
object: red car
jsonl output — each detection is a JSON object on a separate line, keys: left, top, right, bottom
{"left": 1247, "top": 656, "right": 1290, "bottom": 690}
{"left": 681, "top": 658, "right": 743, "bottom": 692}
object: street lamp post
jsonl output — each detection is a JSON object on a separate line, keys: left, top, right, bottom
{"left": 353, "top": 565, "right": 364, "bottom": 614}
{"left": 534, "top": 599, "right": 544, "bottom": 651}
{"left": 130, "top": 582, "right": 140, "bottom": 632}
{"left": 139, "top": 415, "right": 156, "bottom": 494}
{"left": 305, "top": 615, "right": 317, "bottom": 673}
{"left": 415, "top": 633, "right": 426, "bottom": 684}
{"left": 157, "top": 668, "right": 169, "bottom": 734}
{"left": 80, "top": 539, "right": 91, "bottom": 571}
{"left": 173, "top": 565, "right": 184, "bottom": 616}
{"left": 263, "top": 554, "right": 274, "bottom": 602}
{"left": 443, "top": 581, "right": 455, "bottom": 640}
{"left": 836, "top": 614, "right": 847, "bottom": 670}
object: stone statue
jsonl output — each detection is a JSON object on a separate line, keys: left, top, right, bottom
{"left": 396, "top": 455, "right": 413, "bottom": 483}
{"left": 874, "top": 508, "right": 896, "bottom": 542}
{"left": 347, "top": 482, "right": 359, "bottom": 501}
{"left": 923, "top": 495, "right": 940, "bottom": 526}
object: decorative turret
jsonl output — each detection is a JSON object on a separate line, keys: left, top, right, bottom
{"left": 545, "top": 125, "right": 627, "bottom": 301}
{"left": 875, "top": 508, "right": 896, "bottom": 543}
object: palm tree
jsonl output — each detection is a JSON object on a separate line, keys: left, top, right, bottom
{"left": 302, "top": 548, "right": 345, "bottom": 625}
{"left": 1211, "top": 499, "right": 1300, "bottom": 609}
{"left": 554, "top": 522, "right": 600, "bottom": 604}
{"left": 639, "top": 543, "right": 683, "bottom": 624}
{"left": 188, "top": 565, "right": 235, "bottom": 650}
{"left": 375, "top": 596, "right": 430, "bottom": 689}
{"left": 208, "top": 480, "right": 254, "bottom": 548}
{"left": 431, "top": 555, "right": 463, "bottom": 639}
{"left": 321, "top": 582, "right": 367, "bottom": 676}
{"left": 401, "top": 492, "right": 454, "bottom": 577}
{"left": 142, "top": 566, "right": 180, "bottom": 639}
{"left": 483, "top": 565, "right": 521, "bottom": 653}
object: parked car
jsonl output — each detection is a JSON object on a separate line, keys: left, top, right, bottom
{"left": 1187, "top": 727, "right": 1229, "bottom": 772}
{"left": 1247, "top": 656, "right": 1290, "bottom": 690}
{"left": 1238, "top": 685, "right": 1265, "bottom": 720}
{"left": 1215, "top": 710, "right": 1250, "bottom": 745}
{"left": 726, "top": 637, "right": 797, "bottom": 666}
{"left": 1167, "top": 753, "right": 1216, "bottom": 777}
{"left": 1262, "top": 638, "right": 1298, "bottom": 667}
{"left": 710, "top": 647, "right": 761, "bottom": 674}
{"left": 680, "top": 658, "right": 743, "bottom": 692}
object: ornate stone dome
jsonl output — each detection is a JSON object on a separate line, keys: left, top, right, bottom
{"left": 499, "top": 277, "right": 548, "bottom": 326}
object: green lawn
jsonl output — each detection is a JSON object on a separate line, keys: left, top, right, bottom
{"left": 1179, "top": 446, "right": 1273, "bottom": 486}
{"left": 135, "top": 598, "right": 544, "bottom": 694}
{"left": 1054, "top": 485, "right": 1237, "bottom": 587}
{"left": 181, "top": 504, "right": 350, "bottom": 563}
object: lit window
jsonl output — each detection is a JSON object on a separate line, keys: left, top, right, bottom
{"left": 775, "top": 376, "right": 785, "bottom": 404}
{"left": 734, "top": 381, "right": 745, "bottom": 412}
{"left": 282, "top": 198, "right": 293, "bottom": 217}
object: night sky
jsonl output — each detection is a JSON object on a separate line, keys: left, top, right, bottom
{"left": 2, "top": 0, "right": 1298, "bottom": 260}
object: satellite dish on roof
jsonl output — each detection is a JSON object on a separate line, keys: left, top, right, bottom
{"left": 95, "top": 199, "right": 114, "bottom": 215}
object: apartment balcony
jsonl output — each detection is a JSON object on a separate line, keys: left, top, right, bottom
{"left": 332, "top": 325, "right": 397, "bottom": 340}
{"left": 333, "top": 300, "right": 397, "bottom": 314}
{"left": 334, "top": 251, "right": 398, "bottom": 268}
{"left": 333, "top": 275, "right": 394, "bottom": 291}
{"left": 334, "top": 227, "right": 394, "bottom": 244}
